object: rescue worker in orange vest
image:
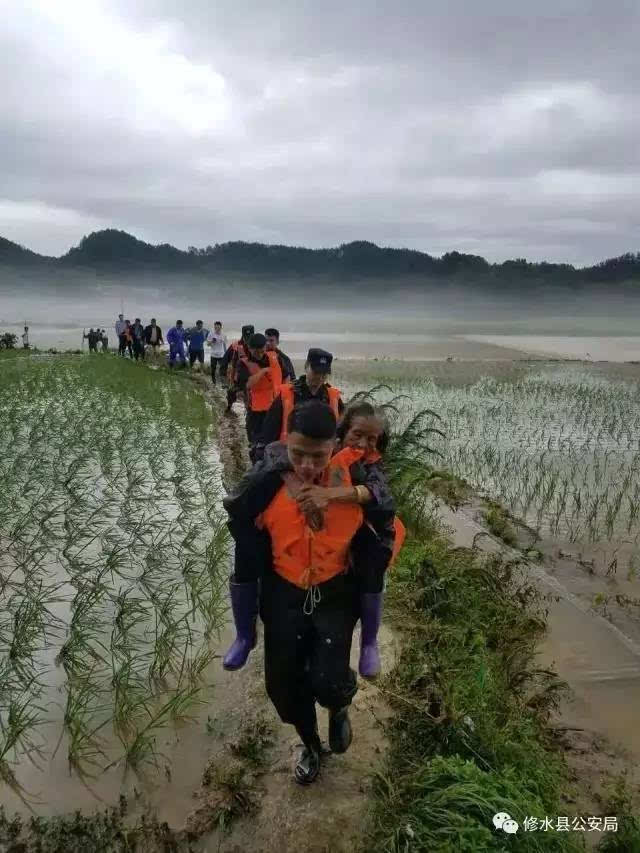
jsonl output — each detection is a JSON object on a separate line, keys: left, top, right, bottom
{"left": 254, "top": 348, "right": 344, "bottom": 461}
{"left": 224, "top": 324, "right": 254, "bottom": 412}
{"left": 223, "top": 402, "right": 367, "bottom": 784}
{"left": 264, "top": 328, "right": 296, "bottom": 383}
{"left": 235, "top": 333, "right": 287, "bottom": 463}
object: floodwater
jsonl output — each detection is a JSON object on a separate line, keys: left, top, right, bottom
{"left": 4, "top": 278, "right": 640, "bottom": 362}
{"left": 8, "top": 322, "right": 640, "bottom": 363}
{"left": 0, "top": 619, "right": 242, "bottom": 826}
{"left": 464, "top": 335, "right": 640, "bottom": 362}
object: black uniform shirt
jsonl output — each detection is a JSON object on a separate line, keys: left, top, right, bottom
{"left": 236, "top": 352, "right": 289, "bottom": 392}
{"left": 259, "top": 376, "right": 345, "bottom": 447}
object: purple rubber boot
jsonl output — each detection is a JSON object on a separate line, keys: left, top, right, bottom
{"left": 359, "top": 592, "right": 384, "bottom": 678}
{"left": 222, "top": 579, "right": 259, "bottom": 671}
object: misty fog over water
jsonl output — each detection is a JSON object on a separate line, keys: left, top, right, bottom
{"left": 2, "top": 274, "right": 640, "bottom": 360}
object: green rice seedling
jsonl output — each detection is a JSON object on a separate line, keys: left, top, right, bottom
{"left": 0, "top": 682, "right": 47, "bottom": 771}
{"left": 114, "top": 688, "right": 198, "bottom": 771}
{"left": 58, "top": 669, "right": 111, "bottom": 774}
{"left": 0, "top": 356, "right": 228, "bottom": 782}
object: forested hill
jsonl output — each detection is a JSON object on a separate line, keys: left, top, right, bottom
{"left": 1, "top": 228, "right": 640, "bottom": 285}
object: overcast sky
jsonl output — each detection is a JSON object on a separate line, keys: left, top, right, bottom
{"left": 1, "top": 0, "right": 639, "bottom": 264}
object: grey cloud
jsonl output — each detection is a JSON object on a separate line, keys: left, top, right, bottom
{"left": 1, "top": 0, "right": 639, "bottom": 262}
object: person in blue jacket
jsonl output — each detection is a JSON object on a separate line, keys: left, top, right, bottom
{"left": 185, "top": 320, "right": 210, "bottom": 368}
{"left": 167, "top": 320, "right": 187, "bottom": 368}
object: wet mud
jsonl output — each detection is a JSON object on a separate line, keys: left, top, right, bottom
{"left": 437, "top": 500, "right": 640, "bottom": 836}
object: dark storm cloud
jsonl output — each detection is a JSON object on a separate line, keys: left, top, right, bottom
{"left": 1, "top": 0, "right": 639, "bottom": 263}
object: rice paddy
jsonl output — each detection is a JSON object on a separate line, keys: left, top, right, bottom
{"left": 339, "top": 363, "right": 640, "bottom": 563}
{"left": 0, "top": 356, "right": 229, "bottom": 793}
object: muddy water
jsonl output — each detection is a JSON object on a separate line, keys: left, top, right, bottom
{"left": 0, "top": 620, "right": 239, "bottom": 822}
{"left": 464, "top": 334, "right": 640, "bottom": 362}
{"left": 0, "top": 383, "right": 241, "bottom": 827}
{"left": 13, "top": 323, "right": 531, "bottom": 361}
{"left": 438, "top": 502, "right": 640, "bottom": 769}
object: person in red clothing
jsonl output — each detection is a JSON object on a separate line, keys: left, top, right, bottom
{"left": 223, "top": 402, "right": 368, "bottom": 784}
{"left": 235, "top": 333, "right": 287, "bottom": 463}
{"left": 224, "top": 325, "right": 254, "bottom": 412}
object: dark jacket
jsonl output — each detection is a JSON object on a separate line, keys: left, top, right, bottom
{"left": 275, "top": 349, "right": 296, "bottom": 382}
{"left": 235, "top": 352, "right": 290, "bottom": 393}
{"left": 144, "top": 324, "right": 163, "bottom": 344}
{"left": 258, "top": 377, "right": 345, "bottom": 449}
{"left": 223, "top": 340, "right": 250, "bottom": 379}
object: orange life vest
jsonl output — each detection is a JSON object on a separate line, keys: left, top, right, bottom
{"left": 240, "top": 350, "right": 282, "bottom": 412}
{"left": 258, "top": 447, "right": 364, "bottom": 590}
{"left": 390, "top": 517, "right": 406, "bottom": 567}
{"left": 350, "top": 448, "right": 406, "bottom": 568}
{"left": 227, "top": 340, "right": 249, "bottom": 383}
{"left": 279, "top": 384, "right": 342, "bottom": 441}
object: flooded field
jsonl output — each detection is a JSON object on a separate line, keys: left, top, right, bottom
{"left": 0, "top": 357, "right": 232, "bottom": 822}
{"left": 335, "top": 359, "right": 640, "bottom": 646}
{"left": 3, "top": 349, "right": 640, "bottom": 849}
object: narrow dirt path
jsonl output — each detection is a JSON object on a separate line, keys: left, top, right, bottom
{"left": 184, "top": 374, "right": 397, "bottom": 853}
{"left": 438, "top": 502, "right": 640, "bottom": 818}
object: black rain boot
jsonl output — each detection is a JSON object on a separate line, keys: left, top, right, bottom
{"left": 294, "top": 727, "right": 322, "bottom": 785}
{"left": 328, "top": 707, "right": 352, "bottom": 754}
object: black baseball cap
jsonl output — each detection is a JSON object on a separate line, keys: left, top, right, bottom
{"left": 249, "top": 333, "right": 266, "bottom": 349}
{"left": 241, "top": 324, "right": 255, "bottom": 337}
{"left": 306, "top": 348, "right": 333, "bottom": 374}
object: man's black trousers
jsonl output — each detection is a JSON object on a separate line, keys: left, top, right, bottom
{"left": 245, "top": 410, "right": 267, "bottom": 462}
{"left": 260, "top": 570, "right": 358, "bottom": 738}
{"left": 210, "top": 356, "right": 225, "bottom": 384}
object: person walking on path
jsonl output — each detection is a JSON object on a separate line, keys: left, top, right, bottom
{"left": 223, "top": 402, "right": 363, "bottom": 784}
{"left": 207, "top": 321, "right": 228, "bottom": 384}
{"left": 296, "top": 402, "right": 406, "bottom": 678}
{"left": 115, "top": 314, "right": 127, "bottom": 356}
{"left": 255, "top": 348, "right": 344, "bottom": 460}
{"left": 21, "top": 326, "right": 30, "bottom": 349}
{"left": 235, "top": 332, "right": 285, "bottom": 463}
{"left": 167, "top": 320, "right": 187, "bottom": 368}
{"left": 130, "top": 318, "right": 145, "bottom": 361}
{"left": 265, "top": 328, "right": 296, "bottom": 383}
{"left": 122, "top": 321, "right": 134, "bottom": 358}
{"left": 144, "top": 318, "right": 163, "bottom": 359}
{"left": 225, "top": 324, "right": 254, "bottom": 412}
{"left": 185, "top": 320, "right": 209, "bottom": 369}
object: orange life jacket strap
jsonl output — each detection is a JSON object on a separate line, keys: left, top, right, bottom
{"left": 279, "top": 384, "right": 296, "bottom": 440}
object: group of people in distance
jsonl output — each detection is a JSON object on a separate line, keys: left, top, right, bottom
{"left": 113, "top": 315, "right": 166, "bottom": 361}
{"left": 83, "top": 327, "right": 109, "bottom": 352}
{"left": 220, "top": 323, "right": 406, "bottom": 786}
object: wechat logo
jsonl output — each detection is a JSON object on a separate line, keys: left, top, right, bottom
{"left": 493, "top": 812, "right": 519, "bottom": 834}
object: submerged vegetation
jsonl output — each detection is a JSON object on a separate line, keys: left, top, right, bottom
{"left": 341, "top": 365, "right": 640, "bottom": 573}
{"left": 0, "top": 356, "right": 229, "bottom": 785}
{"left": 366, "top": 437, "right": 640, "bottom": 850}
{"left": 1, "top": 353, "right": 638, "bottom": 851}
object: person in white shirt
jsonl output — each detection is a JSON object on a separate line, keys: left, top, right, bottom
{"left": 207, "top": 321, "right": 228, "bottom": 385}
{"left": 115, "top": 314, "right": 127, "bottom": 357}
{"left": 21, "top": 326, "right": 30, "bottom": 349}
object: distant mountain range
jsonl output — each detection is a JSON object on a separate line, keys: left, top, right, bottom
{"left": 1, "top": 228, "right": 639, "bottom": 285}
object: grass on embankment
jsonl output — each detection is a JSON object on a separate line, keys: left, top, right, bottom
{"left": 366, "top": 420, "right": 640, "bottom": 851}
